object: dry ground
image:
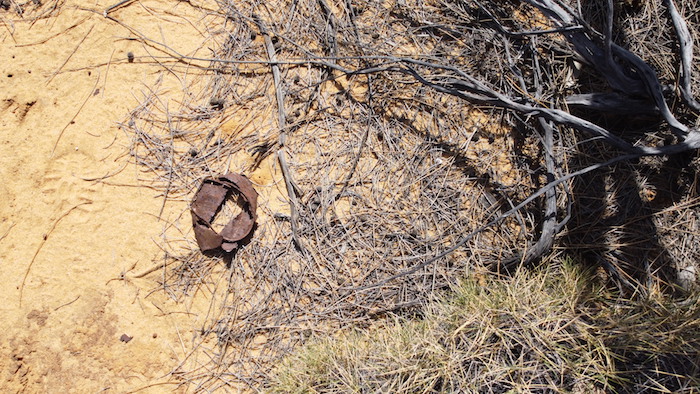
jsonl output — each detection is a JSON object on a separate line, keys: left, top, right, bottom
{"left": 4, "top": 0, "right": 700, "bottom": 392}
{"left": 0, "top": 0, "right": 241, "bottom": 391}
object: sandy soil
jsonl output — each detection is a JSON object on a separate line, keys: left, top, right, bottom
{"left": 0, "top": 0, "right": 227, "bottom": 391}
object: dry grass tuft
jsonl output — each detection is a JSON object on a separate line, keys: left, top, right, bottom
{"left": 270, "top": 261, "right": 700, "bottom": 393}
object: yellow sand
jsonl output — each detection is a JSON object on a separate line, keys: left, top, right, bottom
{"left": 0, "top": 0, "right": 226, "bottom": 391}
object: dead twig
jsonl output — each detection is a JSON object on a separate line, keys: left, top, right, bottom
{"left": 46, "top": 24, "right": 94, "bottom": 85}
{"left": 0, "top": 222, "right": 15, "bottom": 243}
{"left": 253, "top": 13, "right": 306, "bottom": 253}
{"left": 52, "top": 74, "right": 100, "bottom": 155}
{"left": 19, "top": 201, "right": 93, "bottom": 306}
{"left": 103, "top": 0, "right": 137, "bottom": 17}
{"left": 664, "top": 0, "right": 700, "bottom": 112}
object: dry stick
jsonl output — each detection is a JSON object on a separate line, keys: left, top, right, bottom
{"left": 25, "top": 0, "right": 58, "bottom": 25}
{"left": 0, "top": 222, "right": 15, "bottom": 243}
{"left": 610, "top": 36, "right": 689, "bottom": 137}
{"left": 344, "top": 152, "right": 640, "bottom": 292}
{"left": 128, "top": 258, "right": 171, "bottom": 279}
{"left": 46, "top": 24, "right": 94, "bottom": 85}
{"left": 473, "top": 0, "right": 584, "bottom": 38}
{"left": 19, "top": 201, "right": 93, "bottom": 306}
{"left": 603, "top": 0, "right": 615, "bottom": 74}
{"left": 664, "top": 0, "right": 700, "bottom": 112}
{"left": 157, "top": 105, "right": 176, "bottom": 220}
{"left": 277, "top": 152, "right": 305, "bottom": 251}
{"left": 103, "top": 0, "right": 137, "bottom": 16}
{"left": 244, "top": 14, "right": 688, "bottom": 286}
{"left": 526, "top": 0, "right": 644, "bottom": 96}
{"left": 497, "top": 39, "right": 565, "bottom": 270}
{"left": 498, "top": 119, "right": 562, "bottom": 272}
{"left": 53, "top": 295, "right": 81, "bottom": 311}
{"left": 526, "top": 0, "right": 689, "bottom": 136}
{"left": 102, "top": 15, "right": 209, "bottom": 71}
{"left": 254, "top": 15, "right": 306, "bottom": 252}
{"left": 15, "top": 16, "right": 89, "bottom": 47}
{"left": 316, "top": 0, "right": 339, "bottom": 58}
{"left": 102, "top": 48, "right": 115, "bottom": 99}
{"left": 1, "top": 15, "right": 18, "bottom": 44}
{"left": 52, "top": 74, "right": 100, "bottom": 155}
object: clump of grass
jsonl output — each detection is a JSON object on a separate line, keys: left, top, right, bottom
{"left": 269, "top": 261, "right": 700, "bottom": 393}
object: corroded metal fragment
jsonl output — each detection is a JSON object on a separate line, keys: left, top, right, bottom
{"left": 191, "top": 172, "right": 258, "bottom": 252}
